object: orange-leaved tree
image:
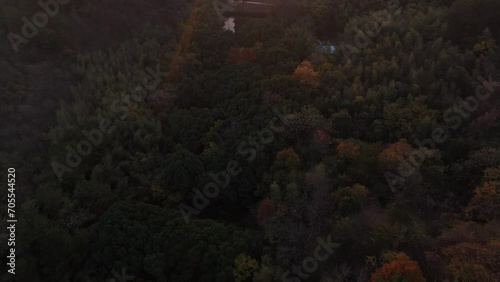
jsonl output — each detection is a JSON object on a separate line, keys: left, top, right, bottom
{"left": 377, "top": 139, "right": 414, "bottom": 173}
{"left": 293, "top": 60, "right": 320, "bottom": 87}
{"left": 466, "top": 181, "right": 500, "bottom": 222}
{"left": 370, "top": 257, "right": 426, "bottom": 282}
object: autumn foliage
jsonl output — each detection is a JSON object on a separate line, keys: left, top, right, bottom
{"left": 233, "top": 253, "right": 259, "bottom": 282}
{"left": 425, "top": 221, "right": 500, "bottom": 281}
{"left": 466, "top": 181, "right": 500, "bottom": 222}
{"left": 257, "top": 198, "right": 276, "bottom": 225}
{"left": 293, "top": 60, "right": 320, "bottom": 87}
{"left": 276, "top": 148, "right": 300, "bottom": 166}
{"left": 377, "top": 139, "right": 414, "bottom": 172}
{"left": 370, "top": 258, "right": 426, "bottom": 282}
{"left": 227, "top": 47, "right": 257, "bottom": 64}
{"left": 337, "top": 139, "right": 361, "bottom": 159}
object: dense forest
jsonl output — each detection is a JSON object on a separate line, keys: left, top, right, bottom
{"left": 1, "top": 0, "right": 500, "bottom": 281}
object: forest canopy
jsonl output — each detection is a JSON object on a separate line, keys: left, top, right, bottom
{"left": 1, "top": 0, "right": 500, "bottom": 281}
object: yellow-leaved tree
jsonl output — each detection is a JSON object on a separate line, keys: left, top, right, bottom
{"left": 233, "top": 253, "right": 259, "bottom": 282}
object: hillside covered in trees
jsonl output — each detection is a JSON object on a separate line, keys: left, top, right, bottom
{"left": 1, "top": 0, "right": 500, "bottom": 281}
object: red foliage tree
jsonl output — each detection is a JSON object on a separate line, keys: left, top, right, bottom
{"left": 227, "top": 47, "right": 257, "bottom": 64}
{"left": 256, "top": 198, "right": 276, "bottom": 225}
{"left": 370, "top": 259, "right": 426, "bottom": 282}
